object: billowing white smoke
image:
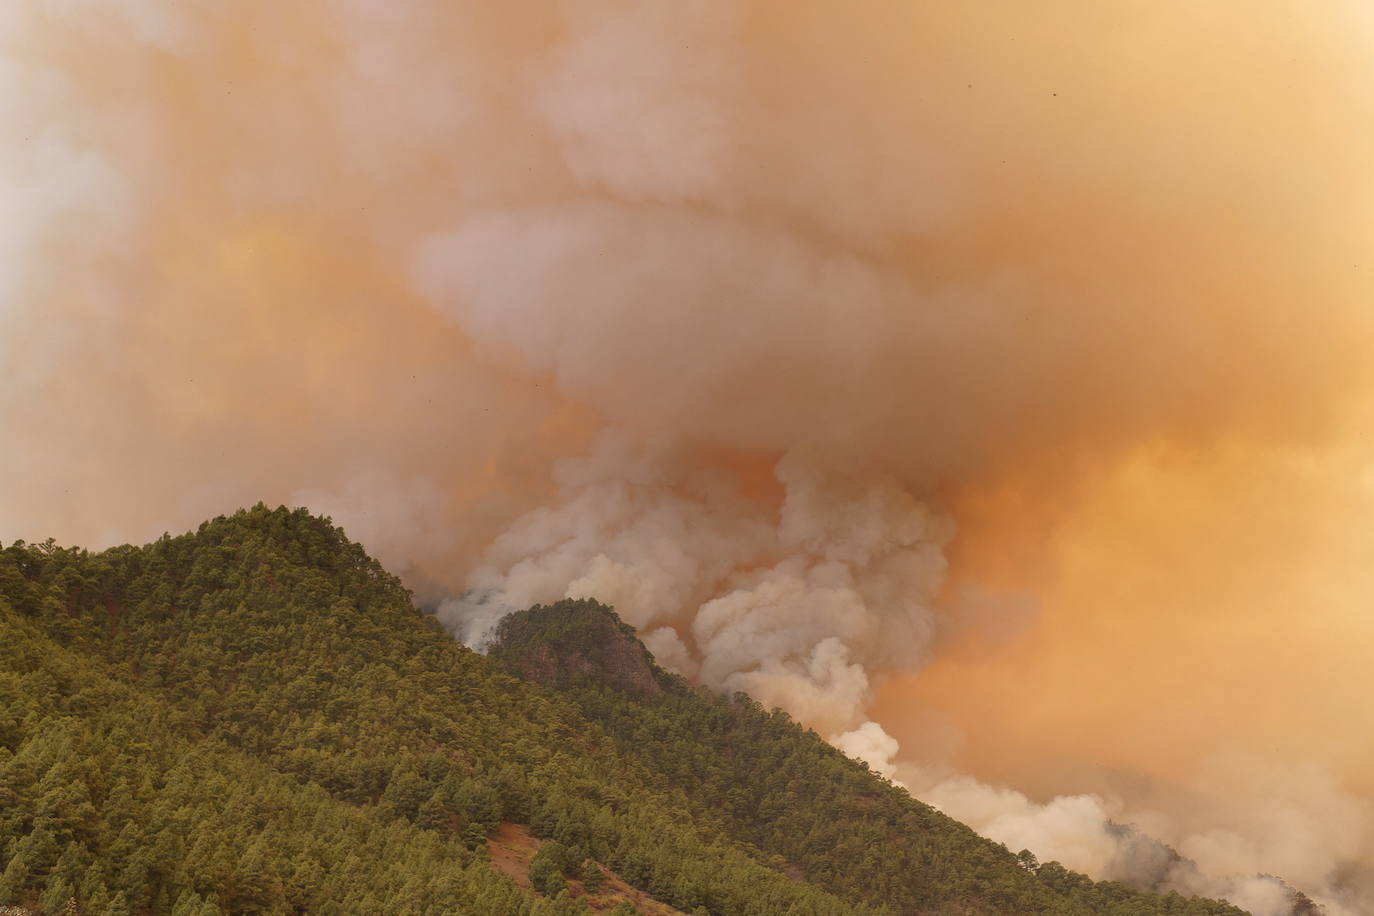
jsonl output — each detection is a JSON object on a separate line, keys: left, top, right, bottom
{"left": 439, "top": 433, "right": 951, "bottom": 756}
{"left": 913, "top": 758, "right": 1373, "bottom": 916}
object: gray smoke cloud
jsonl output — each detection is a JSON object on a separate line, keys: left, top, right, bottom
{"left": 437, "top": 435, "right": 955, "bottom": 746}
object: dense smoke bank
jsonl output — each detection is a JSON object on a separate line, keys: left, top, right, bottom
{"left": 3, "top": 2, "right": 1373, "bottom": 912}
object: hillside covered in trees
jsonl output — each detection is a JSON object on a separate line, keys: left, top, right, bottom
{"left": 0, "top": 506, "right": 1254, "bottom": 915}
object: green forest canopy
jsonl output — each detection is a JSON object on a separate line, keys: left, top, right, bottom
{"left": 0, "top": 505, "right": 1252, "bottom": 915}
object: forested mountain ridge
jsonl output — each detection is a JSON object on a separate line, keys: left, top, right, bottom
{"left": 488, "top": 604, "right": 1257, "bottom": 916}
{"left": 0, "top": 505, "right": 1250, "bottom": 915}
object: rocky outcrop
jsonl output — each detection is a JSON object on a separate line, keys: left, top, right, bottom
{"left": 489, "top": 598, "right": 665, "bottom": 696}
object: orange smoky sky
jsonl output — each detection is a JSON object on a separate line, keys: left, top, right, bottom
{"left": 2, "top": 1, "right": 1373, "bottom": 911}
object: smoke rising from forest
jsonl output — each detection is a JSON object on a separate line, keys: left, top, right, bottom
{"left": 3, "top": 2, "right": 1374, "bottom": 912}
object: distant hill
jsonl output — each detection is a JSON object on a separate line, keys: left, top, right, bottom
{"left": 0, "top": 505, "right": 1254, "bottom": 914}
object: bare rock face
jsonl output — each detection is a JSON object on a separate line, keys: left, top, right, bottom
{"left": 488, "top": 599, "right": 665, "bottom": 697}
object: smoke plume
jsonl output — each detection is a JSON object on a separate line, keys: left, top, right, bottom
{"left": 3, "top": 2, "right": 1373, "bottom": 911}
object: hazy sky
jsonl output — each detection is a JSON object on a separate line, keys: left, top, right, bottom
{"left": 3, "top": 3, "right": 1372, "bottom": 912}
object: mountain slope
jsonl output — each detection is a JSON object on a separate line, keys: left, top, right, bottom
{"left": 0, "top": 506, "right": 1249, "bottom": 915}
{"left": 490, "top": 600, "right": 1254, "bottom": 916}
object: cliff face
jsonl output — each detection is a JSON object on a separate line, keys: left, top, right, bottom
{"left": 488, "top": 599, "right": 664, "bottom": 697}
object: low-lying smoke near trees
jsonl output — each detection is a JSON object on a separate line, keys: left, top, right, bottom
{"left": 3, "top": 2, "right": 1373, "bottom": 913}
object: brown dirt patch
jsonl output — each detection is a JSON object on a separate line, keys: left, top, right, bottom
{"left": 485, "top": 823, "right": 689, "bottom": 914}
